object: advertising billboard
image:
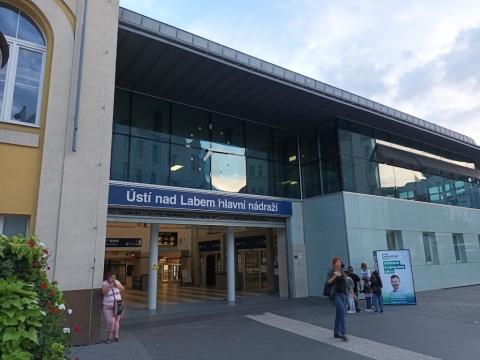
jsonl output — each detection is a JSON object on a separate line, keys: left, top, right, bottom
{"left": 374, "top": 249, "right": 417, "bottom": 305}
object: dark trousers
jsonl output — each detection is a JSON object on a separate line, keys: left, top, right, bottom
{"left": 334, "top": 293, "right": 347, "bottom": 336}
{"left": 354, "top": 291, "right": 359, "bottom": 312}
{"left": 365, "top": 294, "right": 372, "bottom": 309}
{"left": 373, "top": 293, "right": 384, "bottom": 312}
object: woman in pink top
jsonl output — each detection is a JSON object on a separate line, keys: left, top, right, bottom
{"left": 102, "top": 273, "right": 125, "bottom": 343}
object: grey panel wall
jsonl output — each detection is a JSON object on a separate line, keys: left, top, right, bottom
{"left": 343, "top": 192, "right": 480, "bottom": 291}
{"left": 303, "top": 193, "right": 349, "bottom": 296}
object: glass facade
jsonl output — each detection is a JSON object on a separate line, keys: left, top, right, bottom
{"left": 110, "top": 89, "right": 301, "bottom": 198}
{"left": 336, "top": 120, "right": 480, "bottom": 209}
{"left": 111, "top": 89, "right": 479, "bottom": 207}
{"left": 299, "top": 120, "right": 342, "bottom": 197}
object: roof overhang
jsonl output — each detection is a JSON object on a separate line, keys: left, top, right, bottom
{"left": 116, "top": 8, "right": 480, "bottom": 162}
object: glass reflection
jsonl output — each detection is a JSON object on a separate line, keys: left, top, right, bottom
{"left": 211, "top": 114, "right": 244, "bottom": 155}
{"left": 110, "top": 134, "right": 129, "bottom": 181}
{"left": 171, "top": 104, "right": 209, "bottom": 148}
{"left": 11, "top": 48, "right": 42, "bottom": 123}
{"left": 379, "top": 163, "right": 396, "bottom": 197}
{"left": 18, "top": 12, "right": 45, "bottom": 45}
{"left": 0, "top": 60, "right": 6, "bottom": 115}
{"left": 0, "top": 5, "right": 19, "bottom": 38}
{"left": 131, "top": 94, "right": 169, "bottom": 141}
{"left": 170, "top": 144, "right": 211, "bottom": 190}
{"left": 246, "top": 123, "right": 272, "bottom": 160}
{"left": 273, "top": 128, "right": 298, "bottom": 164}
{"left": 274, "top": 162, "right": 300, "bottom": 198}
{"left": 109, "top": 89, "right": 302, "bottom": 198}
{"left": 211, "top": 153, "right": 246, "bottom": 193}
{"left": 246, "top": 158, "right": 274, "bottom": 196}
{"left": 112, "top": 89, "right": 130, "bottom": 134}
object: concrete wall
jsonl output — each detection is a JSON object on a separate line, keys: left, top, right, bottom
{"left": 287, "top": 201, "right": 309, "bottom": 297}
{"left": 21, "top": 0, "right": 119, "bottom": 345}
{"left": 343, "top": 192, "right": 480, "bottom": 291}
{"left": 302, "top": 193, "right": 349, "bottom": 296}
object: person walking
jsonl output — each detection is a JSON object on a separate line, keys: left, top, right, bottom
{"left": 327, "top": 257, "right": 349, "bottom": 341}
{"left": 371, "top": 271, "right": 384, "bottom": 313}
{"left": 347, "top": 266, "right": 361, "bottom": 312}
{"left": 102, "top": 273, "right": 125, "bottom": 343}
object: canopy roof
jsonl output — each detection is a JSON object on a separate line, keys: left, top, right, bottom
{"left": 116, "top": 7, "right": 480, "bottom": 162}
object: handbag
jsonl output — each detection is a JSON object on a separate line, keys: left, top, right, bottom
{"left": 112, "top": 287, "right": 123, "bottom": 316}
{"left": 323, "top": 281, "right": 334, "bottom": 299}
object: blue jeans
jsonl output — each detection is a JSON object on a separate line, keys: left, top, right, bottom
{"left": 334, "top": 293, "right": 347, "bottom": 335}
{"left": 373, "top": 293, "right": 384, "bottom": 312}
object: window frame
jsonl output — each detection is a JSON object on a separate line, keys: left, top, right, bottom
{"left": 1, "top": 19, "right": 46, "bottom": 127}
{"left": 452, "top": 233, "right": 467, "bottom": 263}
{"left": 0, "top": 215, "right": 29, "bottom": 236}
{"left": 422, "top": 232, "right": 439, "bottom": 265}
{"left": 386, "top": 230, "right": 404, "bottom": 250}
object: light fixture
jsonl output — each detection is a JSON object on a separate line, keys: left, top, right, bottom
{"left": 280, "top": 180, "right": 298, "bottom": 186}
{"left": 289, "top": 155, "right": 297, "bottom": 162}
{"left": 170, "top": 164, "right": 184, "bottom": 171}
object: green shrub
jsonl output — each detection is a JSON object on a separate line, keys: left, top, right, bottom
{"left": 0, "top": 235, "right": 71, "bottom": 359}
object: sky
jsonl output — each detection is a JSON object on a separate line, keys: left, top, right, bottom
{"left": 120, "top": 0, "right": 480, "bottom": 144}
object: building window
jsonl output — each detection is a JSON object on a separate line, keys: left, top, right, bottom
{"left": 386, "top": 230, "right": 403, "bottom": 250}
{"left": 0, "top": 4, "right": 46, "bottom": 126}
{"left": 422, "top": 232, "right": 439, "bottom": 265}
{"left": 0, "top": 215, "right": 28, "bottom": 236}
{"left": 452, "top": 233, "right": 467, "bottom": 263}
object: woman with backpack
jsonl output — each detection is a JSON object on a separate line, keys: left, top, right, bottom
{"left": 326, "top": 256, "right": 349, "bottom": 341}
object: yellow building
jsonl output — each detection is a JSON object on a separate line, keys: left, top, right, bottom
{"left": 0, "top": 0, "right": 118, "bottom": 344}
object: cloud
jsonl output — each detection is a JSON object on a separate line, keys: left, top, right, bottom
{"left": 393, "top": 26, "right": 480, "bottom": 142}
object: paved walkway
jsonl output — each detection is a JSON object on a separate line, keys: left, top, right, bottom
{"left": 73, "top": 286, "right": 480, "bottom": 360}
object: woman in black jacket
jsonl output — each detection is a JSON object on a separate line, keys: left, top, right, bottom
{"left": 327, "top": 257, "right": 349, "bottom": 341}
{"left": 371, "top": 271, "right": 384, "bottom": 313}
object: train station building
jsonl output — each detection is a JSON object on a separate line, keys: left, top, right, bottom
{"left": 1, "top": 1, "right": 480, "bottom": 344}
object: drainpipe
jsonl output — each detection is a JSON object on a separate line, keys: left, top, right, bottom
{"left": 72, "top": 0, "right": 88, "bottom": 152}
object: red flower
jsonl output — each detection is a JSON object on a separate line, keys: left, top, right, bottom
{"left": 51, "top": 307, "right": 60, "bottom": 315}
{"left": 48, "top": 289, "right": 56, "bottom": 297}
{"left": 43, "top": 248, "right": 49, "bottom": 254}
{"left": 40, "top": 282, "right": 48, "bottom": 289}
{"left": 74, "top": 323, "right": 81, "bottom": 333}
{"left": 27, "top": 239, "right": 36, "bottom": 248}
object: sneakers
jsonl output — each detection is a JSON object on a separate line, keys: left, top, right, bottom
{"left": 114, "top": 338, "right": 120, "bottom": 342}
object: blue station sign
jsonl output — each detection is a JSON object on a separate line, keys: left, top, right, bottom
{"left": 108, "top": 183, "right": 292, "bottom": 217}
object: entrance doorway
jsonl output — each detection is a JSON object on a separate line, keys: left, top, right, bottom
{"left": 104, "top": 221, "right": 288, "bottom": 313}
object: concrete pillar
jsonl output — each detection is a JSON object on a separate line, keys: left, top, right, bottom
{"left": 226, "top": 226, "right": 235, "bottom": 303}
{"left": 148, "top": 223, "right": 159, "bottom": 310}
{"left": 276, "top": 228, "right": 289, "bottom": 298}
{"left": 265, "top": 230, "right": 275, "bottom": 293}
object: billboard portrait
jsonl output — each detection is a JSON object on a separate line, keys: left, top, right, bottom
{"left": 373, "top": 249, "right": 417, "bottom": 305}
